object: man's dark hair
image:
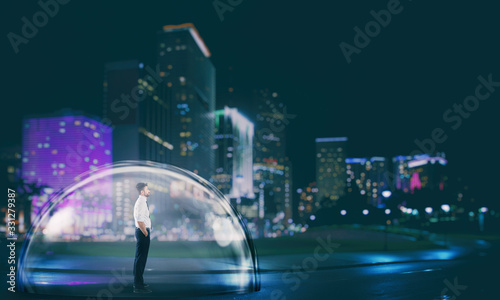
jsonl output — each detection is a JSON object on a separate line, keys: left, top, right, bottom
{"left": 136, "top": 182, "right": 148, "bottom": 194}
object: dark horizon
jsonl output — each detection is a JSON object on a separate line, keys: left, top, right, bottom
{"left": 3, "top": 0, "right": 499, "bottom": 204}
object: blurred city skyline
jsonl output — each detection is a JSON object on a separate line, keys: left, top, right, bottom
{"left": 3, "top": 0, "right": 499, "bottom": 205}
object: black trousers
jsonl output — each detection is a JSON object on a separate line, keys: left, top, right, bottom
{"left": 133, "top": 227, "right": 150, "bottom": 287}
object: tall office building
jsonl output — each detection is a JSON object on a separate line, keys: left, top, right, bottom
{"left": 315, "top": 137, "right": 348, "bottom": 202}
{"left": 346, "top": 157, "right": 368, "bottom": 194}
{"left": 252, "top": 89, "right": 291, "bottom": 223}
{"left": 21, "top": 110, "right": 113, "bottom": 231}
{"left": 103, "top": 59, "right": 172, "bottom": 164}
{"left": 104, "top": 59, "right": 173, "bottom": 234}
{"left": 156, "top": 23, "right": 216, "bottom": 180}
{"left": 213, "top": 106, "right": 255, "bottom": 200}
{"left": 103, "top": 24, "right": 216, "bottom": 234}
{"left": 346, "top": 156, "right": 389, "bottom": 206}
{"left": 367, "top": 157, "right": 389, "bottom": 207}
{"left": 296, "top": 182, "right": 319, "bottom": 224}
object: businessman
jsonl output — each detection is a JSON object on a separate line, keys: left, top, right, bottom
{"left": 133, "top": 182, "right": 152, "bottom": 293}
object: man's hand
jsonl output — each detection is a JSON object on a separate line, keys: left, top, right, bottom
{"left": 138, "top": 221, "right": 148, "bottom": 237}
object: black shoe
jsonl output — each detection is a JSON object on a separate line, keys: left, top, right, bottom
{"left": 134, "top": 287, "right": 152, "bottom": 293}
{"left": 134, "top": 284, "right": 149, "bottom": 288}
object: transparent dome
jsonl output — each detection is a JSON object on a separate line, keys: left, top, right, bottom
{"left": 18, "top": 161, "right": 261, "bottom": 297}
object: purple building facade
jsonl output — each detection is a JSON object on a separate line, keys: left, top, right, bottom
{"left": 22, "top": 112, "right": 113, "bottom": 235}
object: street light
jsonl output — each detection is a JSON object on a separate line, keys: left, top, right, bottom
{"left": 385, "top": 209, "right": 391, "bottom": 215}
{"left": 340, "top": 210, "right": 347, "bottom": 216}
{"left": 382, "top": 190, "right": 392, "bottom": 198}
{"left": 441, "top": 204, "right": 451, "bottom": 213}
{"left": 362, "top": 209, "right": 369, "bottom": 215}
{"left": 425, "top": 207, "right": 433, "bottom": 214}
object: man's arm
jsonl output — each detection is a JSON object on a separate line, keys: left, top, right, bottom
{"left": 136, "top": 199, "right": 148, "bottom": 236}
{"left": 138, "top": 221, "right": 148, "bottom": 236}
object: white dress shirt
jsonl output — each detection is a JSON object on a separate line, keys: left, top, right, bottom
{"left": 134, "top": 195, "right": 151, "bottom": 229}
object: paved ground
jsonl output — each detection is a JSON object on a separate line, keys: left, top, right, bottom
{"left": 1, "top": 233, "right": 498, "bottom": 299}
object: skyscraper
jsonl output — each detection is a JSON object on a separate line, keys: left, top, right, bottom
{"left": 346, "top": 156, "right": 389, "bottom": 207}
{"left": 296, "top": 182, "right": 319, "bottom": 224}
{"left": 213, "top": 106, "right": 255, "bottom": 200}
{"left": 156, "top": 23, "right": 216, "bottom": 180}
{"left": 103, "top": 59, "right": 172, "bottom": 164}
{"left": 252, "top": 89, "right": 292, "bottom": 223}
{"left": 367, "top": 157, "right": 389, "bottom": 207}
{"left": 346, "top": 157, "right": 368, "bottom": 194}
{"left": 21, "top": 110, "right": 113, "bottom": 229}
{"left": 315, "top": 137, "right": 348, "bottom": 202}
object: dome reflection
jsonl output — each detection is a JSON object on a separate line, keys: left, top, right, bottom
{"left": 18, "top": 161, "right": 260, "bottom": 297}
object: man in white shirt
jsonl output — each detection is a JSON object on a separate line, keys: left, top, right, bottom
{"left": 133, "top": 182, "right": 152, "bottom": 293}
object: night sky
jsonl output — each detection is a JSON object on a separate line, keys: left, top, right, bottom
{"left": 2, "top": 1, "right": 499, "bottom": 205}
